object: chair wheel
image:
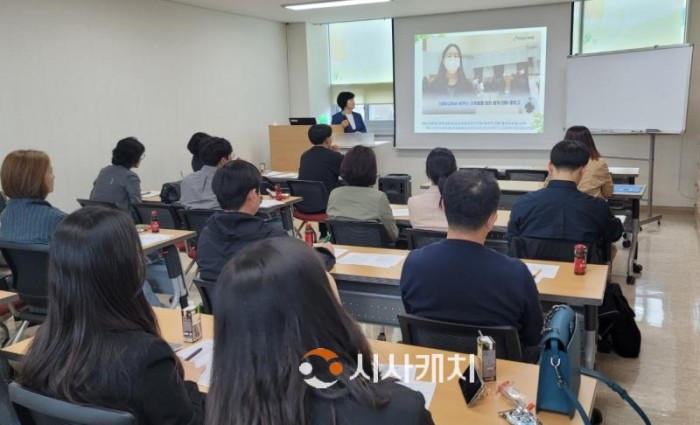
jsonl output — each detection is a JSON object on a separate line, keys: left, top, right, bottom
{"left": 591, "top": 408, "right": 603, "bottom": 424}
{"left": 626, "top": 275, "right": 635, "bottom": 285}
{"left": 622, "top": 240, "right": 631, "bottom": 248}
{"left": 633, "top": 263, "right": 643, "bottom": 273}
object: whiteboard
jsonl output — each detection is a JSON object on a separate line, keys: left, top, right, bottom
{"left": 566, "top": 45, "right": 693, "bottom": 134}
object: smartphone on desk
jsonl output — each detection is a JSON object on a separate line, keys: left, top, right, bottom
{"left": 459, "top": 364, "right": 485, "bottom": 407}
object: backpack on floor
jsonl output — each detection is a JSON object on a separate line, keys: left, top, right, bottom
{"left": 598, "top": 283, "right": 641, "bottom": 358}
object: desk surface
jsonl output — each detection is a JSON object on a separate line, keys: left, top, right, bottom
{"left": 460, "top": 164, "right": 638, "bottom": 177}
{"left": 390, "top": 205, "right": 510, "bottom": 229}
{"left": 1, "top": 307, "right": 595, "bottom": 424}
{"left": 260, "top": 195, "right": 302, "bottom": 210}
{"left": 331, "top": 245, "right": 607, "bottom": 306}
{"left": 138, "top": 229, "right": 196, "bottom": 252}
{"left": 0, "top": 291, "right": 18, "bottom": 304}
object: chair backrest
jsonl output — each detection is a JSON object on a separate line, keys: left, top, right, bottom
{"left": 498, "top": 190, "right": 525, "bottom": 210}
{"left": 328, "top": 220, "right": 393, "bottom": 248}
{"left": 287, "top": 180, "right": 329, "bottom": 214}
{"left": 378, "top": 174, "right": 412, "bottom": 205}
{"left": 398, "top": 313, "right": 522, "bottom": 361}
{"left": 132, "top": 202, "right": 184, "bottom": 230}
{"left": 504, "top": 169, "right": 548, "bottom": 182}
{"left": 459, "top": 167, "right": 500, "bottom": 180}
{"left": 9, "top": 382, "right": 136, "bottom": 425}
{"left": 180, "top": 209, "right": 216, "bottom": 237}
{"left": 193, "top": 277, "right": 216, "bottom": 315}
{"left": 0, "top": 191, "right": 7, "bottom": 214}
{"left": 0, "top": 242, "right": 50, "bottom": 310}
{"left": 508, "top": 236, "right": 608, "bottom": 264}
{"left": 405, "top": 228, "right": 446, "bottom": 249}
{"left": 76, "top": 198, "right": 118, "bottom": 209}
{"left": 484, "top": 239, "right": 510, "bottom": 255}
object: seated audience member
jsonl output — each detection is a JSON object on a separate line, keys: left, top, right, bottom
{"left": 565, "top": 126, "right": 614, "bottom": 199}
{"left": 0, "top": 150, "right": 66, "bottom": 243}
{"left": 400, "top": 170, "right": 543, "bottom": 360}
{"left": 90, "top": 137, "right": 145, "bottom": 212}
{"left": 17, "top": 207, "right": 204, "bottom": 424}
{"left": 180, "top": 137, "right": 233, "bottom": 209}
{"left": 299, "top": 124, "right": 343, "bottom": 238}
{"left": 327, "top": 146, "right": 398, "bottom": 242}
{"left": 331, "top": 91, "right": 367, "bottom": 133}
{"left": 508, "top": 140, "right": 623, "bottom": 248}
{"left": 196, "top": 160, "right": 334, "bottom": 281}
{"left": 187, "top": 132, "right": 210, "bottom": 172}
{"left": 407, "top": 147, "right": 457, "bottom": 230}
{"left": 206, "top": 237, "right": 434, "bottom": 425}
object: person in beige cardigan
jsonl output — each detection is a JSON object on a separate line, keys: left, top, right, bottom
{"left": 565, "top": 126, "right": 614, "bottom": 199}
{"left": 407, "top": 147, "right": 457, "bottom": 231}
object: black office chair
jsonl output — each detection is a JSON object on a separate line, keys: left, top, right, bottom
{"left": 398, "top": 313, "right": 523, "bottom": 361}
{"left": 192, "top": 277, "right": 216, "bottom": 315}
{"left": 498, "top": 190, "right": 525, "bottom": 210}
{"left": 76, "top": 198, "right": 118, "bottom": 209}
{"left": 485, "top": 239, "right": 510, "bottom": 255}
{"left": 459, "top": 167, "right": 500, "bottom": 180}
{"left": 132, "top": 202, "right": 184, "bottom": 230}
{"left": 0, "top": 242, "right": 50, "bottom": 345}
{"left": 0, "top": 191, "right": 7, "bottom": 214}
{"left": 504, "top": 169, "right": 548, "bottom": 182}
{"left": 328, "top": 220, "right": 394, "bottom": 248}
{"left": 287, "top": 180, "right": 329, "bottom": 236}
{"left": 405, "top": 228, "right": 446, "bottom": 249}
{"left": 9, "top": 382, "right": 136, "bottom": 425}
{"left": 508, "top": 236, "right": 608, "bottom": 265}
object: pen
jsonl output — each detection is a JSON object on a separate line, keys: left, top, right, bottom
{"left": 532, "top": 269, "right": 542, "bottom": 279}
{"left": 185, "top": 348, "right": 202, "bottom": 361}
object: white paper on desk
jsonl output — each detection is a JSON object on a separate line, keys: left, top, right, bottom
{"left": 379, "top": 364, "right": 417, "bottom": 383}
{"left": 260, "top": 199, "right": 285, "bottom": 208}
{"left": 336, "top": 252, "right": 405, "bottom": 269}
{"left": 176, "top": 339, "right": 214, "bottom": 388}
{"left": 139, "top": 233, "right": 172, "bottom": 246}
{"left": 392, "top": 208, "right": 410, "bottom": 217}
{"left": 333, "top": 248, "right": 348, "bottom": 258}
{"left": 277, "top": 172, "right": 299, "bottom": 178}
{"left": 615, "top": 215, "right": 627, "bottom": 225}
{"left": 263, "top": 171, "right": 284, "bottom": 177}
{"left": 141, "top": 190, "right": 160, "bottom": 197}
{"left": 397, "top": 380, "right": 436, "bottom": 409}
{"left": 524, "top": 263, "right": 560, "bottom": 283}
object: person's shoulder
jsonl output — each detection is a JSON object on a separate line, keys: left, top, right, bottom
{"left": 113, "top": 331, "right": 173, "bottom": 365}
{"left": 376, "top": 381, "right": 431, "bottom": 417}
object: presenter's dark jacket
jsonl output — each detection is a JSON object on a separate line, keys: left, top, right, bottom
{"left": 299, "top": 146, "right": 344, "bottom": 200}
{"left": 331, "top": 111, "right": 367, "bottom": 133}
{"left": 196, "top": 212, "right": 335, "bottom": 281}
{"left": 310, "top": 380, "right": 434, "bottom": 425}
{"left": 20, "top": 331, "right": 205, "bottom": 425}
{"left": 507, "top": 180, "right": 623, "bottom": 244}
{"left": 400, "top": 239, "right": 543, "bottom": 351}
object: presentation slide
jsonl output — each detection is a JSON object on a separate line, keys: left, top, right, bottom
{"left": 415, "top": 27, "right": 547, "bottom": 134}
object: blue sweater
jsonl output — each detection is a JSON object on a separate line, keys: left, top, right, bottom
{"left": 400, "top": 239, "right": 543, "bottom": 347}
{"left": 0, "top": 198, "right": 67, "bottom": 244}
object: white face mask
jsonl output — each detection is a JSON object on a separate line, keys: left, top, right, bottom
{"left": 444, "top": 57, "right": 461, "bottom": 73}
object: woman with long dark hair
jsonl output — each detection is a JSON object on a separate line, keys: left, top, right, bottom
{"left": 206, "top": 237, "right": 433, "bottom": 425}
{"left": 17, "top": 207, "right": 204, "bottom": 424}
{"left": 408, "top": 147, "right": 457, "bottom": 231}
{"left": 426, "top": 43, "right": 474, "bottom": 97}
{"left": 565, "top": 125, "right": 614, "bottom": 198}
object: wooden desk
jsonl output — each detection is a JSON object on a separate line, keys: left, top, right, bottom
{"left": 1, "top": 308, "right": 596, "bottom": 424}
{"left": 390, "top": 205, "right": 511, "bottom": 229}
{"left": 498, "top": 180, "right": 544, "bottom": 192}
{"left": 260, "top": 195, "right": 302, "bottom": 232}
{"left": 0, "top": 291, "right": 18, "bottom": 305}
{"left": 139, "top": 229, "right": 195, "bottom": 253}
{"left": 330, "top": 245, "right": 607, "bottom": 369}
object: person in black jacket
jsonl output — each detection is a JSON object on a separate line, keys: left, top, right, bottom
{"left": 196, "top": 159, "right": 334, "bottom": 281}
{"left": 17, "top": 207, "right": 204, "bottom": 425}
{"left": 206, "top": 237, "right": 434, "bottom": 425}
{"left": 298, "top": 124, "right": 343, "bottom": 238}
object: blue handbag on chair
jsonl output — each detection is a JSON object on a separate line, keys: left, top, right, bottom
{"left": 536, "top": 305, "right": 651, "bottom": 425}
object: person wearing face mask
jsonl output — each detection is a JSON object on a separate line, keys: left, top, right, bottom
{"left": 425, "top": 43, "right": 475, "bottom": 97}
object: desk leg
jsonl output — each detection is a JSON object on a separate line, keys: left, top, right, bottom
{"left": 584, "top": 305, "right": 597, "bottom": 369}
{"left": 626, "top": 199, "right": 641, "bottom": 285}
{"left": 163, "top": 245, "right": 188, "bottom": 309}
{"left": 280, "top": 206, "right": 294, "bottom": 234}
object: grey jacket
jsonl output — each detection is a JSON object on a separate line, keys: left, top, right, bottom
{"left": 90, "top": 165, "right": 141, "bottom": 212}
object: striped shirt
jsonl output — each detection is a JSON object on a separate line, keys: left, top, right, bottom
{"left": 0, "top": 198, "right": 67, "bottom": 244}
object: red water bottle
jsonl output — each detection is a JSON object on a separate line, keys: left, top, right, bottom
{"left": 274, "top": 184, "right": 284, "bottom": 200}
{"left": 304, "top": 223, "right": 316, "bottom": 246}
{"left": 150, "top": 210, "right": 160, "bottom": 233}
{"left": 574, "top": 244, "right": 587, "bottom": 275}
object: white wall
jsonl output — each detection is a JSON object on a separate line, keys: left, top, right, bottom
{"left": 287, "top": 23, "right": 331, "bottom": 120}
{"left": 0, "top": 0, "right": 290, "bottom": 212}
{"left": 289, "top": 4, "right": 700, "bottom": 208}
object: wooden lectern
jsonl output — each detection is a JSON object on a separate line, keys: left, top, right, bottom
{"left": 269, "top": 125, "right": 343, "bottom": 171}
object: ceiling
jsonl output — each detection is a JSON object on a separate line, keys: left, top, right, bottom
{"left": 167, "top": 0, "right": 573, "bottom": 24}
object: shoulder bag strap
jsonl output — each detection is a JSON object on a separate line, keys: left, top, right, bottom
{"left": 550, "top": 352, "right": 592, "bottom": 425}
{"left": 581, "top": 368, "right": 651, "bottom": 425}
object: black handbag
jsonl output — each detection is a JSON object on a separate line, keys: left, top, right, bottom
{"left": 537, "top": 305, "right": 651, "bottom": 425}
{"left": 160, "top": 181, "right": 181, "bottom": 204}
